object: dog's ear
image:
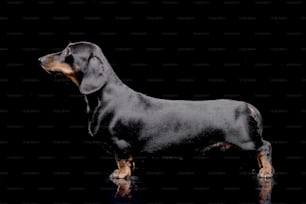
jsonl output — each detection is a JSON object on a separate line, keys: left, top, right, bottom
{"left": 79, "top": 55, "right": 107, "bottom": 94}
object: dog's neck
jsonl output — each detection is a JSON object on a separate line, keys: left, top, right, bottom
{"left": 105, "top": 66, "right": 123, "bottom": 86}
{"left": 84, "top": 66, "right": 134, "bottom": 136}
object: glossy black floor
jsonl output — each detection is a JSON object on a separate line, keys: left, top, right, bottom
{"left": 5, "top": 163, "right": 301, "bottom": 204}
{"left": 5, "top": 135, "right": 305, "bottom": 204}
{"left": 3, "top": 103, "right": 306, "bottom": 204}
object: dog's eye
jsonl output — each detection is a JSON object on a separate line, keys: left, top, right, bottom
{"left": 64, "top": 47, "right": 72, "bottom": 56}
{"left": 65, "top": 54, "right": 74, "bottom": 65}
{"left": 64, "top": 47, "right": 74, "bottom": 64}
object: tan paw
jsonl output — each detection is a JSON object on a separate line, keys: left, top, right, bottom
{"left": 258, "top": 168, "right": 273, "bottom": 179}
{"left": 111, "top": 168, "right": 131, "bottom": 179}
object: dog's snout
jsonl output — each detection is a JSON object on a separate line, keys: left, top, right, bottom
{"left": 38, "top": 55, "right": 48, "bottom": 63}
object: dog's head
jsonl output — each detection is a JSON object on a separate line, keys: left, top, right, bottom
{"left": 39, "top": 42, "right": 108, "bottom": 94}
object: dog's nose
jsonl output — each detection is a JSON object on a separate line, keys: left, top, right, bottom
{"left": 38, "top": 56, "right": 45, "bottom": 62}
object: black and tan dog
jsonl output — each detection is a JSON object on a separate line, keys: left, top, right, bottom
{"left": 39, "top": 42, "right": 274, "bottom": 179}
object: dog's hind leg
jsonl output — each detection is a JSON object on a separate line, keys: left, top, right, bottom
{"left": 257, "top": 140, "right": 273, "bottom": 178}
{"left": 247, "top": 104, "right": 274, "bottom": 178}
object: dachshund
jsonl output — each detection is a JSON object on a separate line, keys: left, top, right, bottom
{"left": 39, "top": 41, "right": 274, "bottom": 179}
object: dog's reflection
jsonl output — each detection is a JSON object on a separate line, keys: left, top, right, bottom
{"left": 257, "top": 177, "right": 274, "bottom": 204}
{"left": 110, "top": 176, "right": 274, "bottom": 204}
{"left": 110, "top": 177, "right": 133, "bottom": 199}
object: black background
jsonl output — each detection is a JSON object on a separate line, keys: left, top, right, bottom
{"left": 1, "top": 0, "right": 306, "bottom": 203}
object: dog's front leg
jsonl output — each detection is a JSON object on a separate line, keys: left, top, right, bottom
{"left": 111, "top": 155, "right": 133, "bottom": 179}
